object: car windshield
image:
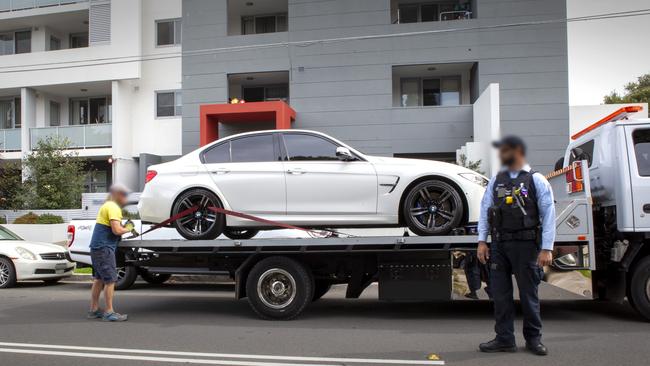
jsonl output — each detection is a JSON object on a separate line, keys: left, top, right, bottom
{"left": 0, "top": 226, "right": 22, "bottom": 240}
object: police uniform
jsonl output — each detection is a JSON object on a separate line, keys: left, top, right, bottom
{"left": 478, "top": 164, "right": 556, "bottom": 347}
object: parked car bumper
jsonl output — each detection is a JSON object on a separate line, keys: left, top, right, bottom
{"left": 13, "top": 258, "right": 76, "bottom": 281}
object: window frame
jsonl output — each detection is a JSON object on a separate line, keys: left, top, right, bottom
{"left": 200, "top": 133, "right": 282, "bottom": 164}
{"left": 399, "top": 75, "right": 462, "bottom": 107}
{"left": 280, "top": 132, "right": 365, "bottom": 162}
{"left": 49, "top": 101, "right": 61, "bottom": 126}
{"left": 69, "top": 32, "right": 89, "bottom": 49}
{"left": 49, "top": 35, "right": 61, "bottom": 51}
{"left": 632, "top": 128, "right": 650, "bottom": 177}
{"left": 155, "top": 18, "right": 182, "bottom": 47}
{"left": 69, "top": 96, "right": 112, "bottom": 125}
{"left": 241, "top": 13, "right": 288, "bottom": 35}
{"left": 155, "top": 90, "right": 182, "bottom": 118}
{"left": 0, "top": 29, "right": 31, "bottom": 56}
{"left": 0, "top": 97, "right": 21, "bottom": 129}
{"left": 241, "top": 84, "right": 289, "bottom": 103}
{"left": 568, "top": 139, "right": 595, "bottom": 167}
{"left": 396, "top": 1, "right": 469, "bottom": 23}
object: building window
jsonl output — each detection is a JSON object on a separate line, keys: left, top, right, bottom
{"left": 70, "top": 32, "right": 89, "bottom": 48}
{"left": 50, "top": 101, "right": 61, "bottom": 126}
{"left": 399, "top": 76, "right": 460, "bottom": 107}
{"left": 50, "top": 36, "right": 61, "bottom": 51}
{"left": 156, "top": 19, "right": 182, "bottom": 46}
{"left": 242, "top": 85, "right": 288, "bottom": 102}
{"left": 0, "top": 98, "right": 20, "bottom": 129}
{"left": 156, "top": 91, "right": 182, "bottom": 117}
{"left": 394, "top": 1, "right": 472, "bottom": 24}
{"left": 0, "top": 30, "right": 31, "bottom": 55}
{"left": 241, "top": 14, "right": 288, "bottom": 35}
{"left": 70, "top": 97, "right": 111, "bottom": 125}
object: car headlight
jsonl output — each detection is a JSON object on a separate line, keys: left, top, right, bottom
{"left": 459, "top": 172, "right": 489, "bottom": 187}
{"left": 15, "top": 247, "right": 37, "bottom": 260}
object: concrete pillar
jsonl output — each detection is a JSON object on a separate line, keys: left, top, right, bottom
{"left": 111, "top": 80, "right": 139, "bottom": 191}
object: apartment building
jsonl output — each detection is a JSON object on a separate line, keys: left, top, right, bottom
{"left": 0, "top": 0, "right": 182, "bottom": 192}
{"left": 182, "top": 0, "right": 570, "bottom": 173}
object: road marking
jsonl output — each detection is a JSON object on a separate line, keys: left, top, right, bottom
{"left": 0, "top": 342, "right": 444, "bottom": 365}
{"left": 0, "top": 348, "right": 331, "bottom": 366}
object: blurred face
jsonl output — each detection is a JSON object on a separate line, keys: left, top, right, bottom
{"left": 499, "top": 145, "right": 522, "bottom": 168}
{"left": 112, "top": 191, "right": 128, "bottom": 206}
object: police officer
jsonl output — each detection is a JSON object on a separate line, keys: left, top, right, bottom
{"left": 476, "top": 136, "right": 555, "bottom": 356}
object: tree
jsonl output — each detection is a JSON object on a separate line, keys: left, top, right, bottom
{"left": 604, "top": 73, "right": 650, "bottom": 109}
{"left": 458, "top": 153, "right": 485, "bottom": 175}
{"left": 21, "top": 136, "right": 87, "bottom": 209}
{"left": 0, "top": 161, "right": 23, "bottom": 210}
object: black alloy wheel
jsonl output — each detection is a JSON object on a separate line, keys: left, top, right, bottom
{"left": 224, "top": 228, "right": 260, "bottom": 240}
{"left": 172, "top": 189, "right": 225, "bottom": 240}
{"left": 403, "top": 180, "right": 464, "bottom": 236}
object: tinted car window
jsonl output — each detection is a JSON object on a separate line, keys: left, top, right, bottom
{"left": 283, "top": 134, "right": 340, "bottom": 161}
{"left": 633, "top": 129, "right": 650, "bottom": 177}
{"left": 231, "top": 134, "right": 275, "bottom": 163}
{"left": 203, "top": 142, "right": 230, "bottom": 164}
{"left": 569, "top": 139, "right": 595, "bottom": 167}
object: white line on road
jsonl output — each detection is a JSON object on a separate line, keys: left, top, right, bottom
{"left": 0, "top": 342, "right": 445, "bottom": 365}
{"left": 0, "top": 348, "right": 332, "bottom": 366}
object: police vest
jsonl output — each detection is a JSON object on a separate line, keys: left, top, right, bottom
{"left": 491, "top": 170, "right": 540, "bottom": 234}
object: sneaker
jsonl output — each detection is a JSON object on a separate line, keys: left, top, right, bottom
{"left": 102, "top": 312, "right": 128, "bottom": 322}
{"left": 86, "top": 309, "right": 104, "bottom": 319}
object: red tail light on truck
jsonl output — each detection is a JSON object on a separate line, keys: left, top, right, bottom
{"left": 66, "top": 224, "right": 75, "bottom": 247}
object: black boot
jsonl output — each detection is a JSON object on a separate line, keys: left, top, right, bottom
{"left": 479, "top": 339, "right": 517, "bottom": 353}
{"left": 526, "top": 342, "right": 548, "bottom": 356}
{"left": 465, "top": 291, "right": 479, "bottom": 300}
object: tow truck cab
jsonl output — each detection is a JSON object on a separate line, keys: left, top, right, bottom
{"left": 562, "top": 106, "right": 650, "bottom": 315}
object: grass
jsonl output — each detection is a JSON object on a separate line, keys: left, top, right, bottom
{"left": 578, "top": 269, "right": 592, "bottom": 279}
{"left": 74, "top": 267, "right": 93, "bottom": 274}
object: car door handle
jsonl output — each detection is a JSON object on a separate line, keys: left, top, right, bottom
{"left": 644, "top": 204, "right": 650, "bottom": 213}
{"left": 211, "top": 168, "right": 230, "bottom": 174}
{"left": 287, "top": 168, "right": 306, "bottom": 175}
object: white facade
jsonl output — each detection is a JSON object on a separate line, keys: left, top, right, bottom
{"left": 0, "top": 0, "right": 182, "bottom": 191}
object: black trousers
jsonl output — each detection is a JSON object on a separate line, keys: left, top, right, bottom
{"left": 464, "top": 251, "right": 490, "bottom": 296}
{"left": 490, "top": 240, "right": 544, "bottom": 345}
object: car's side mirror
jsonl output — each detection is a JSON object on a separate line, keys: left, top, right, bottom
{"left": 336, "top": 147, "right": 355, "bottom": 161}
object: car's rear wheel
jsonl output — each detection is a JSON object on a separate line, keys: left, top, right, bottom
{"left": 172, "top": 188, "right": 225, "bottom": 240}
{"left": 402, "top": 179, "right": 464, "bottom": 236}
{"left": 0, "top": 257, "right": 17, "bottom": 289}
{"left": 224, "top": 228, "right": 259, "bottom": 240}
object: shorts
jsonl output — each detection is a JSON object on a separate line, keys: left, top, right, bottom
{"left": 90, "top": 247, "right": 118, "bottom": 283}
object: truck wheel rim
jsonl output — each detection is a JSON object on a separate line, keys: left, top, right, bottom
{"left": 117, "top": 267, "right": 126, "bottom": 281}
{"left": 257, "top": 268, "right": 296, "bottom": 310}
{"left": 646, "top": 277, "right": 650, "bottom": 302}
{"left": 0, "top": 261, "right": 9, "bottom": 285}
{"left": 176, "top": 193, "right": 219, "bottom": 237}
{"left": 409, "top": 183, "right": 460, "bottom": 234}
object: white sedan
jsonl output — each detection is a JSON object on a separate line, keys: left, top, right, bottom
{"left": 0, "top": 225, "right": 76, "bottom": 288}
{"left": 138, "top": 130, "right": 487, "bottom": 240}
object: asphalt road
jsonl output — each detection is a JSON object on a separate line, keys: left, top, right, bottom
{"left": 1, "top": 280, "right": 648, "bottom": 366}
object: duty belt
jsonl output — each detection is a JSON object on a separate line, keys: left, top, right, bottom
{"left": 493, "top": 229, "right": 538, "bottom": 242}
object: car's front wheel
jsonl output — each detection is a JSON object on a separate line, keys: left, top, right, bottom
{"left": 172, "top": 189, "right": 225, "bottom": 240}
{"left": 402, "top": 179, "right": 464, "bottom": 236}
{"left": 0, "top": 257, "right": 17, "bottom": 289}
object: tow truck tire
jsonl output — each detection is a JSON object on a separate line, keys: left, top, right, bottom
{"left": 312, "top": 280, "right": 332, "bottom": 301}
{"left": 246, "top": 256, "right": 313, "bottom": 320}
{"left": 115, "top": 266, "right": 138, "bottom": 290}
{"left": 629, "top": 256, "right": 650, "bottom": 321}
{"left": 402, "top": 179, "right": 464, "bottom": 236}
{"left": 140, "top": 270, "right": 172, "bottom": 285}
{"left": 224, "top": 229, "right": 260, "bottom": 240}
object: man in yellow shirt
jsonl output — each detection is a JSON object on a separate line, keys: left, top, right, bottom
{"left": 87, "top": 183, "right": 137, "bottom": 322}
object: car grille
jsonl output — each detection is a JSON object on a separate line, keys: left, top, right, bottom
{"left": 40, "top": 252, "right": 67, "bottom": 261}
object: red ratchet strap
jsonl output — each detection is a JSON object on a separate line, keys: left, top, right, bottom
{"left": 208, "top": 206, "right": 318, "bottom": 233}
{"left": 138, "top": 205, "right": 200, "bottom": 236}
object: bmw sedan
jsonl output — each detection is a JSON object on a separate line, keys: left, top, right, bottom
{"left": 0, "top": 225, "right": 75, "bottom": 288}
{"left": 138, "top": 130, "right": 487, "bottom": 240}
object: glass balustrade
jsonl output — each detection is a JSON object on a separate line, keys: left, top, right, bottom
{"left": 30, "top": 124, "right": 111, "bottom": 149}
{"left": 0, "top": 129, "right": 21, "bottom": 152}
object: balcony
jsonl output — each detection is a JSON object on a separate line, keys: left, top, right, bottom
{"left": 0, "top": 0, "right": 87, "bottom": 13}
{"left": 391, "top": 1, "right": 474, "bottom": 24}
{"left": 0, "top": 128, "right": 20, "bottom": 152}
{"left": 30, "top": 123, "right": 111, "bottom": 149}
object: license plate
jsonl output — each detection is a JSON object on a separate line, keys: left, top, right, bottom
{"left": 55, "top": 263, "right": 67, "bottom": 270}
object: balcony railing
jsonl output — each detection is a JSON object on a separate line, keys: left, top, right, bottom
{"left": 0, "top": 0, "right": 87, "bottom": 13}
{"left": 30, "top": 123, "right": 111, "bottom": 150}
{"left": 0, "top": 128, "right": 21, "bottom": 152}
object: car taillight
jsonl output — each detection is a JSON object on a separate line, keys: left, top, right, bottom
{"left": 66, "top": 225, "right": 75, "bottom": 247}
{"left": 145, "top": 170, "right": 157, "bottom": 184}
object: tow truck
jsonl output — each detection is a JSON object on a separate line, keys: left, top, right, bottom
{"left": 109, "top": 106, "right": 649, "bottom": 321}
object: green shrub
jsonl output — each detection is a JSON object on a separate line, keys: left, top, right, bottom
{"left": 0, "top": 216, "right": 6, "bottom": 225}
{"left": 36, "top": 214, "right": 65, "bottom": 224}
{"left": 13, "top": 212, "right": 39, "bottom": 224}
